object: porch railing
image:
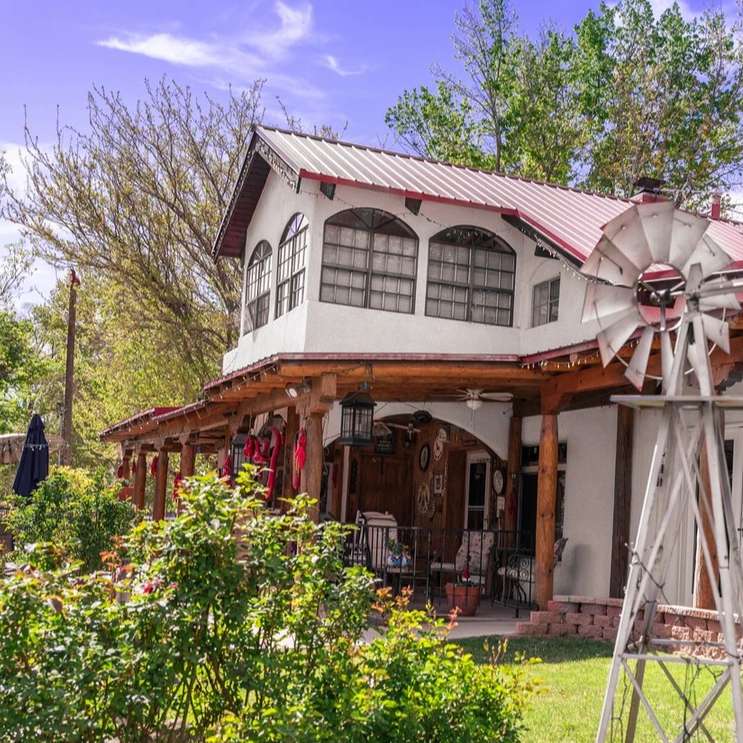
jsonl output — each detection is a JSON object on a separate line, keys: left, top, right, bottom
{"left": 343, "top": 525, "right": 535, "bottom": 613}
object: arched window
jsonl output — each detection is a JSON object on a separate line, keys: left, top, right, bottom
{"left": 426, "top": 226, "right": 515, "bottom": 326}
{"left": 245, "top": 241, "right": 272, "bottom": 331}
{"left": 276, "top": 213, "right": 308, "bottom": 317}
{"left": 321, "top": 208, "right": 418, "bottom": 313}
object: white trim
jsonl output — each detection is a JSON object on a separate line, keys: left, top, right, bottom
{"left": 464, "top": 449, "right": 492, "bottom": 528}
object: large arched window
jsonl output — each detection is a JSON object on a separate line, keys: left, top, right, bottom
{"left": 321, "top": 208, "right": 418, "bottom": 313}
{"left": 426, "top": 226, "right": 515, "bottom": 326}
{"left": 276, "top": 213, "right": 308, "bottom": 317}
{"left": 244, "top": 241, "right": 272, "bottom": 331}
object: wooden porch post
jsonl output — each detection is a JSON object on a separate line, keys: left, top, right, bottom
{"left": 153, "top": 449, "right": 169, "bottom": 521}
{"left": 535, "top": 410, "right": 559, "bottom": 609}
{"left": 694, "top": 441, "right": 719, "bottom": 609}
{"left": 610, "top": 406, "right": 634, "bottom": 598}
{"left": 301, "top": 412, "right": 324, "bottom": 523}
{"left": 121, "top": 450, "right": 132, "bottom": 481}
{"left": 133, "top": 451, "right": 147, "bottom": 510}
{"left": 180, "top": 442, "right": 196, "bottom": 478}
{"left": 504, "top": 415, "right": 522, "bottom": 535}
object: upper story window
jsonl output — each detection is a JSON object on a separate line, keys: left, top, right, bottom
{"left": 532, "top": 276, "right": 560, "bottom": 327}
{"left": 320, "top": 208, "right": 418, "bottom": 314}
{"left": 245, "top": 241, "right": 272, "bottom": 331}
{"left": 276, "top": 213, "right": 308, "bottom": 318}
{"left": 426, "top": 226, "right": 515, "bottom": 326}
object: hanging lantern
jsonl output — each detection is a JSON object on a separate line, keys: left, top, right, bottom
{"left": 338, "top": 390, "right": 375, "bottom": 446}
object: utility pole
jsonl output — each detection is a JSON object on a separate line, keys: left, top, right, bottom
{"left": 60, "top": 269, "right": 80, "bottom": 466}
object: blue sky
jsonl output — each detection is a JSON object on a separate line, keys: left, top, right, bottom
{"left": 0, "top": 0, "right": 721, "bottom": 305}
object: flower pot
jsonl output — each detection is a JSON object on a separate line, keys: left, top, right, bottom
{"left": 445, "top": 582, "right": 480, "bottom": 617}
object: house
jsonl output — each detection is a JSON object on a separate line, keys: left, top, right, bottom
{"left": 101, "top": 126, "right": 743, "bottom": 610}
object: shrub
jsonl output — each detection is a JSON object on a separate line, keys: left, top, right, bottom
{"left": 3, "top": 466, "right": 135, "bottom": 571}
{"left": 0, "top": 468, "right": 532, "bottom": 742}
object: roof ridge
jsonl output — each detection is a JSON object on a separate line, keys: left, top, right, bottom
{"left": 256, "top": 124, "right": 632, "bottom": 204}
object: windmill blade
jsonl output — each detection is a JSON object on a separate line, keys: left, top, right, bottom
{"left": 697, "top": 278, "right": 742, "bottom": 312}
{"left": 682, "top": 233, "right": 733, "bottom": 279}
{"left": 625, "top": 326, "right": 655, "bottom": 390}
{"left": 668, "top": 210, "right": 711, "bottom": 268}
{"left": 582, "top": 282, "right": 636, "bottom": 323}
{"left": 701, "top": 313, "right": 730, "bottom": 354}
{"left": 660, "top": 330, "right": 674, "bottom": 392}
{"left": 581, "top": 236, "right": 643, "bottom": 287}
{"left": 636, "top": 200, "right": 675, "bottom": 262}
{"left": 596, "top": 306, "right": 642, "bottom": 366}
{"left": 688, "top": 317, "right": 714, "bottom": 394}
{"left": 603, "top": 204, "right": 657, "bottom": 269}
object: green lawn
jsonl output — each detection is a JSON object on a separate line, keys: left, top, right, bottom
{"left": 454, "top": 636, "right": 735, "bottom": 743}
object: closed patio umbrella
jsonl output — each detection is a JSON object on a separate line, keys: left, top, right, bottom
{"left": 12, "top": 414, "right": 50, "bottom": 497}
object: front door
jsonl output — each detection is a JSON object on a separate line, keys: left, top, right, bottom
{"left": 464, "top": 453, "right": 491, "bottom": 530}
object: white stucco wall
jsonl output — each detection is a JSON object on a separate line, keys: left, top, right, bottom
{"left": 223, "top": 175, "right": 602, "bottom": 372}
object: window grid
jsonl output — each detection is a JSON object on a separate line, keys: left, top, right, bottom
{"left": 245, "top": 241, "right": 272, "bottom": 331}
{"left": 531, "top": 276, "right": 560, "bottom": 327}
{"left": 276, "top": 213, "right": 308, "bottom": 318}
{"left": 320, "top": 209, "right": 418, "bottom": 314}
{"left": 426, "top": 227, "right": 515, "bottom": 326}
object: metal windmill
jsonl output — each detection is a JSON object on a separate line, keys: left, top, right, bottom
{"left": 582, "top": 199, "right": 743, "bottom": 742}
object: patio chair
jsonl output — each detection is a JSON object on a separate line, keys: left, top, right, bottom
{"left": 348, "top": 510, "right": 400, "bottom": 572}
{"left": 430, "top": 530, "right": 495, "bottom": 595}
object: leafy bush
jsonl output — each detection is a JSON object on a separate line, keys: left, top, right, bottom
{"left": 3, "top": 466, "right": 135, "bottom": 571}
{"left": 0, "top": 468, "right": 532, "bottom": 742}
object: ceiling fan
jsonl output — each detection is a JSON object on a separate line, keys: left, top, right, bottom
{"left": 457, "top": 388, "right": 513, "bottom": 411}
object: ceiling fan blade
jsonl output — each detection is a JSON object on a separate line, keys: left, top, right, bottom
{"left": 636, "top": 200, "right": 675, "bottom": 263}
{"left": 596, "top": 307, "right": 642, "bottom": 366}
{"left": 625, "top": 326, "right": 654, "bottom": 390}
{"left": 478, "top": 392, "right": 514, "bottom": 402}
{"left": 701, "top": 313, "right": 730, "bottom": 354}
{"left": 581, "top": 236, "right": 643, "bottom": 287}
{"left": 682, "top": 233, "right": 733, "bottom": 279}
{"left": 582, "top": 282, "right": 635, "bottom": 323}
{"left": 669, "top": 210, "right": 710, "bottom": 268}
{"left": 603, "top": 204, "right": 655, "bottom": 269}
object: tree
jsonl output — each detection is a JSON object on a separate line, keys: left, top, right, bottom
{"left": 386, "top": 0, "right": 743, "bottom": 207}
{"left": 2, "top": 78, "right": 265, "bottom": 392}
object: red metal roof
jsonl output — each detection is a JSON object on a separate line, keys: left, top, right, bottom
{"left": 213, "top": 126, "right": 743, "bottom": 265}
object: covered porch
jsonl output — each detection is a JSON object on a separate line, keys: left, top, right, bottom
{"left": 102, "top": 344, "right": 742, "bottom": 609}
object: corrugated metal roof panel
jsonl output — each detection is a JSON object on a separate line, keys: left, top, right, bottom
{"left": 253, "top": 126, "right": 743, "bottom": 265}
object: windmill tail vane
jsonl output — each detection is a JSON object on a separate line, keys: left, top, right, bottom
{"left": 581, "top": 202, "right": 743, "bottom": 742}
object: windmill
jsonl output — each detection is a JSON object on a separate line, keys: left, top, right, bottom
{"left": 582, "top": 199, "right": 743, "bottom": 742}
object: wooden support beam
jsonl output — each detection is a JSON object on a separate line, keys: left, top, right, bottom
{"left": 133, "top": 451, "right": 147, "bottom": 510}
{"left": 301, "top": 412, "right": 325, "bottom": 523}
{"left": 153, "top": 449, "right": 169, "bottom": 521}
{"left": 694, "top": 441, "right": 719, "bottom": 609}
{"left": 610, "top": 406, "right": 634, "bottom": 598}
{"left": 504, "top": 415, "right": 522, "bottom": 535}
{"left": 535, "top": 411, "right": 558, "bottom": 609}
{"left": 180, "top": 443, "right": 196, "bottom": 478}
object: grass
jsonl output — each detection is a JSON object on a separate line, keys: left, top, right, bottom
{"left": 454, "top": 636, "right": 735, "bottom": 743}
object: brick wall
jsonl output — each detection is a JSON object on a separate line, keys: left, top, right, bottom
{"left": 516, "top": 595, "right": 738, "bottom": 659}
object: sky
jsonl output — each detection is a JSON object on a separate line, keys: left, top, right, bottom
{"left": 0, "top": 0, "right": 728, "bottom": 309}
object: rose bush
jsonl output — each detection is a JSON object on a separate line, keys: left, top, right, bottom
{"left": 0, "top": 468, "right": 533, "bottom": 741}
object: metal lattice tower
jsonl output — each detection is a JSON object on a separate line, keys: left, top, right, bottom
{"left": 581, "top": 201, "right": 743, "bottom": 742}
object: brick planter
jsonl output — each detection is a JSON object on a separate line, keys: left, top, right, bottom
{"left": 515, "top": 595, "right": 741, "bottom": 659}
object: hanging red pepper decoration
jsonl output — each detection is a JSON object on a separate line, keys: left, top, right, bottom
{"left": 292, "top": 428, "right": 307, "bottom": 491}
{"left": 150, "top": 455, "right": 159, "bottom": 478}
{"left": 264, "top": 426, "right": 283, "bottom": 502}
{"left": 116, "top": 463, "right": 125, "bottom": 479}
{"left": 172, "top": 473, "right": 184, "bottom": 500}
{"left": 243, "top": 436, "right": 256, "bottom": 462}
{"left": 221, "top": 454, "right": 233, "bottom": 481}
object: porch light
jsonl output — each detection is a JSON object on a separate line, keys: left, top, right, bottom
{"left": 338, "top": 389, "right": 376, "bottom": 446}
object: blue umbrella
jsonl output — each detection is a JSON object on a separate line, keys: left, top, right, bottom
{"left": 12, "top": 414, "right": 50, "bottom": 497}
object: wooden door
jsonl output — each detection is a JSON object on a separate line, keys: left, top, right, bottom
{"left": 358, "top": 453, "right": 412, "bottom": 525}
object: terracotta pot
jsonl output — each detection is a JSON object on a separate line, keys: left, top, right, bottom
{"left": 445, "top": 582, "right": 480, "bottom": 617}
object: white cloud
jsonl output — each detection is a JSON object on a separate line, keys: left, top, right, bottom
{"left": 96, "top": 2, "right": 319, "bottom": 96}
{"left": 321, "top": 54, "right": 368, "bottom": 77}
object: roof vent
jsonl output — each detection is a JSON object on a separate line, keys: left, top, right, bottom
{"left": 631, "top": 177, "right": 667, "bottom": 203}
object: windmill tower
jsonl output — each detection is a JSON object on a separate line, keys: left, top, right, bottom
{"left": 582, "top": 200, "right": 743, "bottom": 742}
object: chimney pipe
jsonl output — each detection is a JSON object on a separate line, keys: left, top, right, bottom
{"left": 710, "top": 192, "right": 721, "bottom": 220}
{"left": 631, "top": 177, "right": 667, "bottom": 203}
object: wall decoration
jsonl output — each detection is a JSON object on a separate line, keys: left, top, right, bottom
{"left": 374, "top": 428, "right": 395, "bottom": 455}
{"left": 418, "top": 443, "right": 430, "bottom": 472}
{"left": 433, "top": 473, "right": 444, "bottom": 495}
{"left": 416, "top": 482, "right": 433, "bottom": 515}
{"left": 493, "top": 468, "right": 505, "bottom": 495}
{"left": 433, "top": 433, "right": 446, "bottom": 462}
